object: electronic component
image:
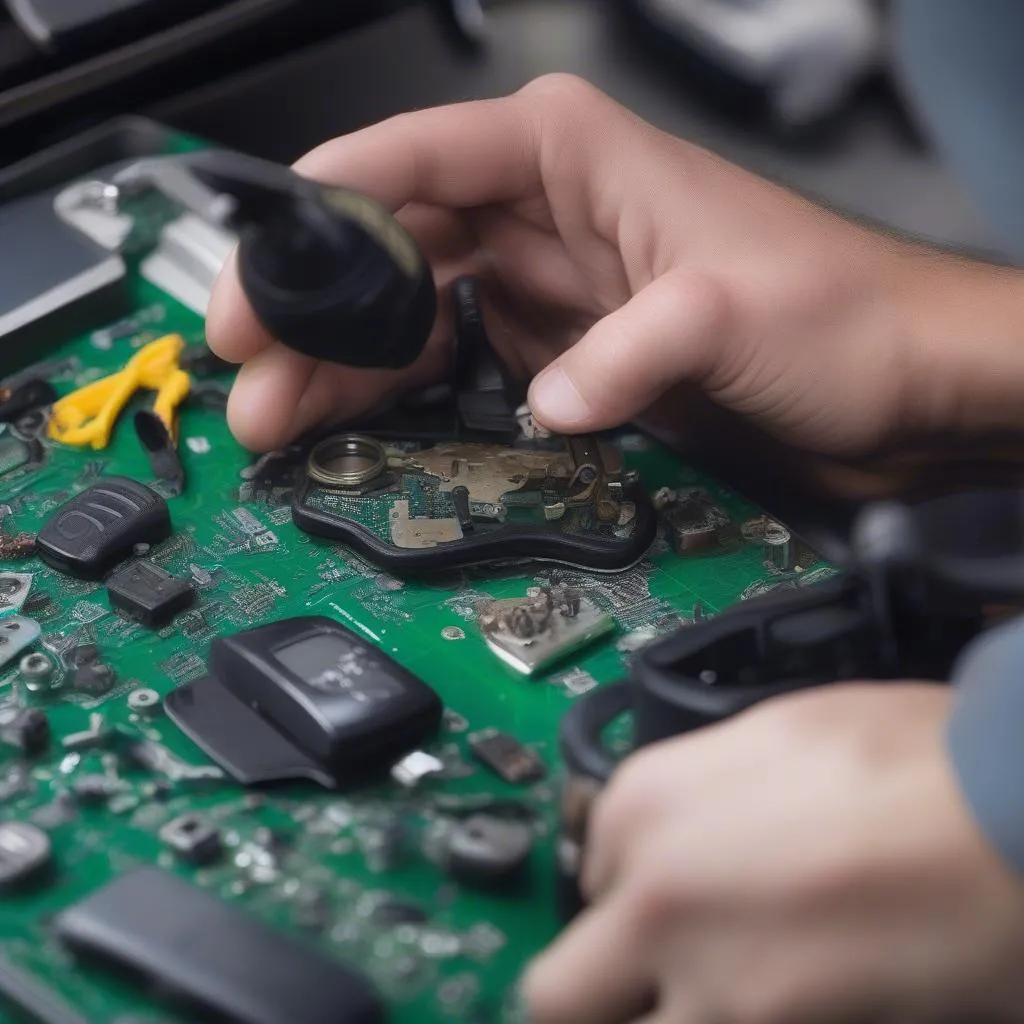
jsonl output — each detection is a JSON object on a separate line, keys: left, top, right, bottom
{"left": 468, "top": 728, "right": 546, "bottom": 785}
{"left": 71, "top": 663, "right": 115, "bottom": 696}
{"left": 37, "top": 477, "right": 171, "bottom": 580}
{"left": 478, "top": 586, "right": 614, "bottom": 676}
{"left": 0, "top": 379, "right": 58, "bottom": 423}
{"left": 133, "top": 410, "right": 185, "bottom": 495}
{"left": 0, "top": 707, "right": 49, "bottom": 756}
{"left": 19, "top": 651, "right": 55, "bottom": 690}
{"left": 0, "top": 821, "right": 52, "bottom": 889}
{"left": 443, "top": 815, "right": 533, "bottom": 887}
{"left": 125, "top": 688, "right": 160, "bottom": 713}
{"left": 293, "top": 434, "right": 658, "bottom": 573}
{"left": 69, "top": 775, "right": 126, "bottom": 806}
{"left": 56, "top": 867, "right": 385, "bottom": 1024}
{"left": 0, "top": 953, "right": 88, "bottom": 1024}
{"left": 659, "top": 488, "right": 735, "bottom": 555}
{"left": 158, "top": 813, "right": 222, "bottom": 865}
{"left": 390, "top": 750, "right": 445, "bottom": 788}
{"left": 0, "top": 572, "right": 33, "bottom": 616}
{"left": 107, "top": 560, "right": 194, "bottom": 627}
{"left": 139, "top": 214, "right": 235, "bottom": 316}
{"left": 0, "top": 189, "right": 125, "bottom": 347}
{"left": 0, "top": 615, "right": 41, "bottom": 670}
{"left": 165, "top": 616, "right": 443, "bottom": 788}
{"left": 115, "top": 150, "right": 436, "bottom": 370}
{"left": 124, "top": 740, "right": 222, "bottom": 783}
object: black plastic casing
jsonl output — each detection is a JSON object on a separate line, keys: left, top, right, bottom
{"left": 210, "top": 616, "right": 443, "bottom": 775}
{"left": 36, "top": 477, "right": 171, "bottom": 580}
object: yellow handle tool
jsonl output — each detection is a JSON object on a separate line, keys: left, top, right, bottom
{"left": 48, "top": 334, "right": 191, "bottom": 449}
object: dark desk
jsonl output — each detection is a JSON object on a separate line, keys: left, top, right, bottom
{"left": 153, "top": 0, "right": 993, "bottom": 251}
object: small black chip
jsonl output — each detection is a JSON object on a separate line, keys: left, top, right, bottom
{"left": 71, "top": 662, "right": 116, "bottom": 696}
{"left": 107, "top": 560, "right": 194, "bottom": 627}
{"left": 0, "top": 708, "right": 49, "bottom": 756}
{"left": 37, "top": 477, "right": 171, "bottom": 580}
{"left": 159, "top": 813, "right": 221, "bottom": 865}
{"left": 469, "top": 728, "right": 546, "bottom": 784}
{"left": 56, "top": 867, "right": 384, "bottom": 1024}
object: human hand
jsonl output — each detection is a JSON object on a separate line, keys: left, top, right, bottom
{"left": 207, "top": 75, "right": 1024, "bottom": 453}
{"left": 524, "top": 684, "right": 1024, "bottom": 1024}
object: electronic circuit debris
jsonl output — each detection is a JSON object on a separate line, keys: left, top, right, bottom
{"left": 37, "top": 478, "right": 172, "bottom": 580}
{"left": 443, "top": 815, "right": 533, "bottom": 888}
{"left": 107, "top": 560, "right": 194, "bottom": 627}
{"left": 55, "top": 867, "right": 385, "bottom": 1024}
{"left": 469, "top": 729, "right": 546, "bottom": 785}
{"left": 0, "top": 821, "right": 52, "bottom": 888}
{"left": 0, "top": 572, "right": 32, "bottom": 615}
{"left": 0, "top": 616, "right": 42, "bottom": 669}
{"left": 0, "top": 707, "right": 49, "bottom": 756}
{"left": 478, "top": 585, "right": 613, "bottom": 675}
{"left": 19, "top": 651, "right": 55, "bottom": 690}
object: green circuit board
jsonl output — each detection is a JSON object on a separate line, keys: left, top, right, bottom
{"left": 0, "top": 253, "right": 835, "bottom": 1021}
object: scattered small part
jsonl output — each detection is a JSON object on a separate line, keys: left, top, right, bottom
{"left": 0, "top": 616, "right": 42, "bottom": 670}
{"left": 134, "top": 410, "right": 186, "bottom": 495}
{"left": 0, "top": 378, "right": 58, "bottom": 424}
{"left": 367, "top": 895, "right": 428, "bottom": 927}
{"left": 0, "top": 572, "right": 32, "bottom": 616}
{"left": 107, "top": 560, "right": 194, "bottom": 628}
{"left": 451, "top": 485, "right": 474, "bottom": 533}
{"left": 70, "top": 774, "right": 127, "bottom": 806}
{"left": 165, "top": 616, "right": 442, "bottom": 788}
{"left": 126, "top": 688, "right": 161, "bottom": 713}
{"left": 0, "top": 708, "right": 49, "bottom": 756}
{"left": 0, "top": 436, "right": 31, "bottom": 477}
{"left": 185, "top": 436, "right": 211, "bottom": 454}
{"left": 31, "top": 793, "right": 78, "bottom": 830}
{"left": 0, "top": 953, "right": 89, "bottom": 1024}
{"left": 71, "top": 661, "right": 116, "bottom": 697}
{"left": 0, "top": 821, "right": 52, "bottom": 888}
{"left": 0, "top": 764, "right": 31, "bottom": 803}
{"left": 0, "top": 533, "right": 36, "bottom": 560}
{"left": 132, "top": 543, "right": 151, "bottom": 558}
{"left": 443, "top": 815, "right": 533, "bottom": 887}
{"left": 37, "top": 478, "right": 172, "bottom": 580}
{"left": 478, "top": 588, "right": 613, "bottom": 676}
{"left": 66, "top": 644, "right": 100, "bottom": 670}
{"left": 664, "top": 489, "right": 733, "bottom": 555}
{"left": 515, "top": 403, "right": 551, "bottom": 440}
{"left": 468, "top": 728, "right": 546, "bottom": 785}
{"left": 126, "top": 740, "right": 223, "bottom": 783}
{"left": 764, "top": 523, "right": 795, "bottom": 571}
{"left": 61, "top": 714, "right": 109, "bottom": 752}
{"left": 55, "top": 867, "right": 385, "bottom": 1024}
{"left": 19, "top": 651, "right": 55, "bottom": 690}
{"left": 307, "top": 434, "right": 388, "bottom": 489}
{"left": 440, "top": 626, "right": 465, "bottom": 641}
{"left": 391, "top": 750, "right": 445, "bottom": 788}
{"left": 159, "top": 813, "right": 222, "bottom": 865}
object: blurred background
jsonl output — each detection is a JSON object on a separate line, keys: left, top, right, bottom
{"left": 0, "top": 0, "right": 996, "bottom": 253}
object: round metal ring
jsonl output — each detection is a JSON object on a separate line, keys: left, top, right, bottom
{"left": 307, "top": 434, "right": 387, "bottom": 488}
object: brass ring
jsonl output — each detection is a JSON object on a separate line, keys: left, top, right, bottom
{"left": 307, "top": 434, "right": 387, "bottom": 488}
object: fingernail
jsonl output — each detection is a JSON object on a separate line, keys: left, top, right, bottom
{"left": 530, "top": 367, "right": 590, "bottom": 425}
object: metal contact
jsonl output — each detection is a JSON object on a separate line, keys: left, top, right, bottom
{"left": 307, "top": 434, "right": 387, "bottom": 489}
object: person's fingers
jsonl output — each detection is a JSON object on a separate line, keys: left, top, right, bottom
{"left": 291, "top": 94, "right": 542, "bottom": 211}
{"left": 521, "top": 892, "right": 657, "bottom": 1024}
{"left": 206, "top": 248, "right": 278, "bottom": 365}
{"left": 226, "top": 344, "right": 318, "bottom": 451}
{"left": 527, "top": 269, "right": 730, "bottom": 432}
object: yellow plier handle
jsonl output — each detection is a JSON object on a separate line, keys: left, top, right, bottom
{"left": 48, "top": 334, "right": 191, "bottom": 449}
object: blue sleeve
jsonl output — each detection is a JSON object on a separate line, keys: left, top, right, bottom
{"left": 948, "top": 617, "right": 1024, "bottom": 875}
{"left": 895, "top": 0, "right": 1024, "bottom": 263}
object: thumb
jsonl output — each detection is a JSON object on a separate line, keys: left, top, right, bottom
{"left": 527, "top": 270, "right": 729, "bottom": 432}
